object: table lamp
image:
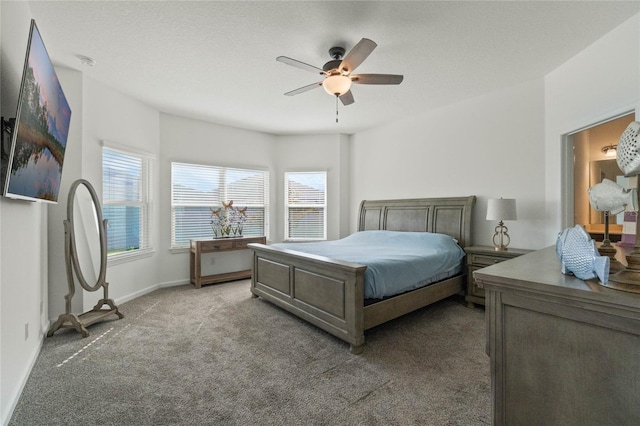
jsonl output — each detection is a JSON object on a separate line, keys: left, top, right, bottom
{"left": 608, "top": 121, "right": 640, "bottom": 293}
{"left": 487, "top": 198, "right": 517, "bottom": 251}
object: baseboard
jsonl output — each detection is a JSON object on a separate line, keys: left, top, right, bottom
{"left": 113, "top": 279, "right": 189, "bottom": 306}
{"left": 46, "top": 280, "right": 192, "bottom": 323}
{"left": 1, "top": 333, "right": 45, "bottom": 426}
{"left": 158, "top": 279, "right": 190, "bottom": 289}
{"left": 114, "top": 284, "right": 160, "bottom": 305}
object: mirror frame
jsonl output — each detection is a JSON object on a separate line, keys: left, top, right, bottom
{"left": 48, "top": 178, "right": 123, "bottom": 338}
{"left": 66, "top": 179, "right": 107, "bottom": 292}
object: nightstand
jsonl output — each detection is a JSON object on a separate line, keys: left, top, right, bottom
{"left": 465, "top": 245, "right": 532, "bottom": 307}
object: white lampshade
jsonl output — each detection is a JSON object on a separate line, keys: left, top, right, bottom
{"left": 486, "top": 198, "right": 517, "bottom": 221}
{"left": 322, "top": 75, "right": 352, "bottom": 96}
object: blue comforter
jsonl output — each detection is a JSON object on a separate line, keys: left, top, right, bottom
{"left": 272, "top": 230, "right": 465, "bottom": 299}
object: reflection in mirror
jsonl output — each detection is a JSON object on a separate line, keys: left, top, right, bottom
{"left": 73, "top": 183, "right": 101, "bottom": 286}
{"left": 588, "top": 159, "right": 627, "bottom": 227}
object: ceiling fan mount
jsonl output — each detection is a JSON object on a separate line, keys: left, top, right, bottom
{"left": 276, "top": 38, "right": 404, "bottom": 108}
{"left": 328, "top": 46, "right": 346, "bottom": 60}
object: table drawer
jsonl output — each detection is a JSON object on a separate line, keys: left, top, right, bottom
{"left": 233, "top": 239, "right": 259, "bottom": 249}
{"left": 199, "top": 240, "right": 234, "bottom": 251}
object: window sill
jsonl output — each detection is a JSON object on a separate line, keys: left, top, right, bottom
{"left": 108, "top": 248, "right": 155, "bottom": 266}
{"left": 283, "top": 239, "right": 327, "bottom": 243}
{"left": 169, "top": 247, "right": 189, "bottom": 254}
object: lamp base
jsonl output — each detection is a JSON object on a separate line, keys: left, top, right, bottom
{"left": 605, "top": 245, "right": 640, "bottom": 294}
{"left": 598, "top": 240, "right": 626, "bottom": 274}
{"left": 492, "top": 221, "right": 511, "bottom": 251}
{"left": 602, "top": 271, "right": 640, "bottom": 293}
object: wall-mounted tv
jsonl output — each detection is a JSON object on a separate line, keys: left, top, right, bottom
{"left": 2, "top": 19, "right": 71, "bottom": 203}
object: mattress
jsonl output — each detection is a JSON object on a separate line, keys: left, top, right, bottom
{"left": 272, "top": 230, "right": 465, "bottom": 299}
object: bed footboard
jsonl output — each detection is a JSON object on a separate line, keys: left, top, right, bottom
{"left": 249, "top": 243, "right": 367, "bottom": 353}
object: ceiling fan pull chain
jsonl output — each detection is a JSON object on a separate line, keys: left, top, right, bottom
{"left": 335, "top": 95, "right": 339, "bottom": 123}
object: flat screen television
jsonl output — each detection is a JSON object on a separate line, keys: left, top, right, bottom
{"left": 2, "top": 19, "right": 71, "bottom": 203}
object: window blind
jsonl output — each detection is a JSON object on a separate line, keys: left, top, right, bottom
{"left": 285, "top": 171, "right": 326, "bottom": 240}
{"left": 171, "top": 162, "right": 269, "bottom": 248}
{"left": 102, "top": 147, "right": 152, "bottom": 258}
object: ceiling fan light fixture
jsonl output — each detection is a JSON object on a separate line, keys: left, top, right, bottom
{"left": 322, "top": 75, "right": 352, "bottom": 96}
{"left": 602, "top": 144, "right": 618, "bottom": 157}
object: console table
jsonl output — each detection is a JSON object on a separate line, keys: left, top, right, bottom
{"left": 475, "top": 246, "right": 640, "bottom": 425}
{"left": 190, "top": 236, "right": 266, "bottom": 288}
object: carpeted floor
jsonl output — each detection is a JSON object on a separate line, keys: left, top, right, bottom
{"left": 9, "top": 280, "right": 490, "bottom": 425}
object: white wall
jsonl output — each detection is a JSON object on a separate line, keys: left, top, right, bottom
{"left": 1, "top": 3, "right": 163, "bottom": 419}
{"left": 350, "top": 78, "right": 546, "bottom": 250}
{"left": 350, "top": 13, "right": 639, "bottom": 250}
{"left": 156, "top": 117, "right": 351, "bottom": 285}
{"left": 47, "top": 72, "right": 161, "bottom": 318}
{"left": 274, "top": 133, "right": 350, "bottom": 241}
{"left": 47, "top": 66, "right": 83, "bottom": 318}
{"left": 157, "top": 113, "right": 277, "bottom": 286}
{"left": 0, "top": 3, "right": 48, "bottom": 423}
{"left": 79, "top": 77, "right": 161, "bottom": 308}
{"left": 544, "top": 13, "right": 640, "bottom": 244}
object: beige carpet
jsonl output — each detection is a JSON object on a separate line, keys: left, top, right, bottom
{"left": 9, "top": 280, "right": 490, "bottom": 425}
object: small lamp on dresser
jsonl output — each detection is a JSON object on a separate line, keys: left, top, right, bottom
{"left": 487, "top": 198, "right": 517, "bottom": 251}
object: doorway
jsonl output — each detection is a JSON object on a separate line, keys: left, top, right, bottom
{"left": 571, "top": 112, "right": 635, "bottom": 241}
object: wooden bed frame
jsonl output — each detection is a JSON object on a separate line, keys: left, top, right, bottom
{"left": 248, "top": 196, "right": 476, "bottom": 353}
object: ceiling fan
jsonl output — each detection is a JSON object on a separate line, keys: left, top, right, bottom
{"left": 276, "top": 38, "right": 404, "bottom": 107}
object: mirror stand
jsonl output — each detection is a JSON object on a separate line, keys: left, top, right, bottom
{"left": 48, "top": 179, "right": 123, "bottom": 338}
{"left": 46, "top": 235, "right": 123, "bottom": 337}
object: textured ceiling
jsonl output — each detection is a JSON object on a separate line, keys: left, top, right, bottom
{"left": 26, "top": 1, "right": 640, "bottom": 135}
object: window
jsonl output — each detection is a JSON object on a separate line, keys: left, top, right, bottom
{"left": 285, "top": 171, "right": 327, "bottom": 241}
{"left": 171, "top": 162, "right": 269, "bottom": 248}
{"left": 102, "top": 146, "right": 153, "bottom": 261}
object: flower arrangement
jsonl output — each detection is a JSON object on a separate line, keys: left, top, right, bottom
{"left": 210, "top": 201, "right": 247, "bottom": 238}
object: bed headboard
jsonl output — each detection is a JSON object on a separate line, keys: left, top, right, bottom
{"left": 357, "top": 196, "right": 476, "bottom": 247}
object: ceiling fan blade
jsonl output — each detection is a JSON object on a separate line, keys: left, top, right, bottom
{"left": 351, "top": 74, "right": 404, "bottom": 85}
{"left": 339, "top": 90, "right": 355, "bottom": 106}
{"left": 339, "top": 38, "right": 377, "bottom": 73}
{"left": 284, "top": 81, "right": 323, "bottom": 96}
{"left": 276, "top": 56, "right": 324, "bottom": 74}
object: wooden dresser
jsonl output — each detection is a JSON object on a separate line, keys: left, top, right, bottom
{"left": 190, "top": 236, "right": 266, "bottom": 288}
{"left": 474, "top": 246, "right": 640, "bottom": 425}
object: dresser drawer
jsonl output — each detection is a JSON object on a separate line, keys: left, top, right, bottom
{"left": 469, "top": 253, "right": 508, "bottom": 267}
{"left": 468, "top": 265, "right": 486, "bottom": 297}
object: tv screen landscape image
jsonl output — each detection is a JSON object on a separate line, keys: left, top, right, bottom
{"left": 3, "top": 19, "right": 71, "bottom": 203}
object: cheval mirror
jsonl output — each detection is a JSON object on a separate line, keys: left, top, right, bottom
{"left": 48, "top": 179, "right": 123, "bottom": 337}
